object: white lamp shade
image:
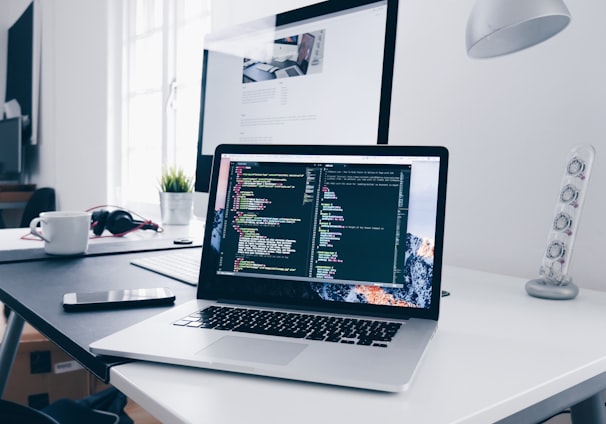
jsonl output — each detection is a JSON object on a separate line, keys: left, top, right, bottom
{"left": 466, "top": 0, "right": 571, "bottom": 58}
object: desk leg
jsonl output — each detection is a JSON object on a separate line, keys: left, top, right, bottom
{"left": 570, "top": 393, "right": 606, "bottom": 424}
{"left": 0, "top": 311, "right": 25, "bottom": 398}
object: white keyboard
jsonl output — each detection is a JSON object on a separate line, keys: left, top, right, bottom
{"left": 131, "top": 249, "right": 201, "bottom": 286}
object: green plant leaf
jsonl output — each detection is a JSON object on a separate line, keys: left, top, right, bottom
{"left": 159, "top": 166, "right": 194, "bottom": 192}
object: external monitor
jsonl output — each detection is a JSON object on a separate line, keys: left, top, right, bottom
{"left": 194, "top": 0, "right": 399, "bottom": 192}
{"left": 0, "top": 117, "right": 22, "bottom": 182}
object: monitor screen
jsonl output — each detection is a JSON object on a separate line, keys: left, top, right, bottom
{"left": 195, "top": 0, "right": 399, "bottom": 192}
{"left": 0, "top": 118, "right": 22, "bottom": 181}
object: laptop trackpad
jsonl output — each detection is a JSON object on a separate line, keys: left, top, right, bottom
{"left": 197, "top": 336, "right": 307, "bottom": 366}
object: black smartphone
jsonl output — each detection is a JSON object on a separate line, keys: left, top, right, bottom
{"left": 63, "top": 287, "right": 175, "bottom": 311}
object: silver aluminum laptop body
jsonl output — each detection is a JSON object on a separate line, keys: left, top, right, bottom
{"left": 90, "top": 144, "right": 449, "bottom": 392}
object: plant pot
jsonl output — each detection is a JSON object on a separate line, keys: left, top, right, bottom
{"left": 159, "top": 192, "right": 193, "bottom": 225}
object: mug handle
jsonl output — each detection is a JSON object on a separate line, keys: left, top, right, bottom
{"left": 30, "top": 217, "right": 51, "bottom": 243}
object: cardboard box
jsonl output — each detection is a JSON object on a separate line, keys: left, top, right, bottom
{"left": 1, "top": 309, "right": 90, "bottom": 409}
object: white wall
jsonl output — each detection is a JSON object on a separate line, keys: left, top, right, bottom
{"left": 3, "top": 0, "right": 604, "bottom": 292}
{"left": 211, "top": 0, "right": 322, "bottom": 30}
{"left": 214, "top": 0, "right": 606, "bottom": 291}
{"left": 7, "top": 0, "right": 110, "bottom": 212}
{"left": 393, "top": 0, "right": 606, "bottom": 290}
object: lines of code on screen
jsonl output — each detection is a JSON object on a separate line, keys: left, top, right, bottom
{"left": 217, "top": 161, "right": 411, "bottom": 288}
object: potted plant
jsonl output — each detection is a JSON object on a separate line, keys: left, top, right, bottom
{"left": 158, "top": 166, "right": 194, "bottom": 225}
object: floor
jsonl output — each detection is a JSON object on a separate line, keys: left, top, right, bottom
{"left": 124, "top": 399, "right": 161, "bottom": 424}
{"left": 0, "top": 308, "right": 159, "bottom": 423}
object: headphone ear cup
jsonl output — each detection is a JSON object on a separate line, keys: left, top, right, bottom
{"left": 91, "top": 210, "right": 109, "bottom": 236}
{"left": 105, "top": 210, "right": 138, "bottom": 235}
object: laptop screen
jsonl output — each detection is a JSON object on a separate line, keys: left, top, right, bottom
{"left": 200, "top": 145, "right": 448, "bottom": 320}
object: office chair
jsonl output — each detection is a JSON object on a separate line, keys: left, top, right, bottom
{"left": 3, "top": 187, "right": 57, "bottom": 319}
{"left": 0, "top": 399, "right": 60, "bottom": 424}
{"left": 20, "top": 187, "right": 56, "bottom": 228}
{"left": 0, "top": 398, "right": 120, "bottom": 424}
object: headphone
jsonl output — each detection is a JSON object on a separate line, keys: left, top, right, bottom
{"left": 90, "top": 209, "right": 160, "bottom": 236}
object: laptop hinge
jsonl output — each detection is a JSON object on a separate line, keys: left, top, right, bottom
{"left": 216, "top": 299, "right": 411, "bottom": 321}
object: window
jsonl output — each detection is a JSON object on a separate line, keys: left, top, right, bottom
{"left": 118, "top": 0, "right": 211, "bottom": 212}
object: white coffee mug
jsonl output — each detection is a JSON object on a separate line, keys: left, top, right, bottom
{"left": 29, "top": 211, "right": 92, "bottom": 255}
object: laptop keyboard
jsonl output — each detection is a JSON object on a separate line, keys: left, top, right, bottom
{"left": 174, "top": 306, "right": 402, "bottom": 348}
{"left": 131, "top": 250, "right": 201, "bottom": 286}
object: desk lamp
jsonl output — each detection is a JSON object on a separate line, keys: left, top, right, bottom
{"left": 466, "top": 0, "right": 571, "bottom": 58}
{"left": 466, "top": 0, "right": 596, "bottom": 300}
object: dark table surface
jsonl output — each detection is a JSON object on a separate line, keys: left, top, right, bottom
{"left": 0, "top": 249, "right": 199, "bottom": 382}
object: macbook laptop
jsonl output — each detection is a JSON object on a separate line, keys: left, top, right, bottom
{"left": 90, "top": 143, "right": 449, "bottom": 392}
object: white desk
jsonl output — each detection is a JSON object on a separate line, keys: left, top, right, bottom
{"left": 0, "top": 219, "right": 205, "bottom": 264}
{"left": 109, "top": 266, "right": 606, "bottom": 424}
{"left": 0, "top": 219, "right": 204, "bottom": 252}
